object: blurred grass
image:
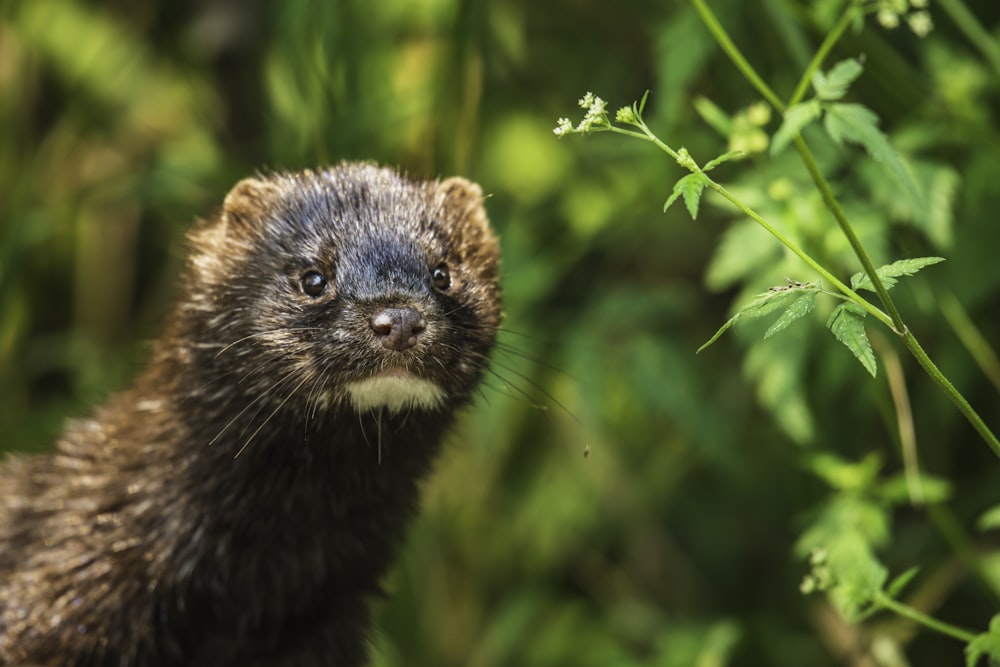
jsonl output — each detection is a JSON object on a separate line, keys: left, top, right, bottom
{"left": 3, "top": 0, "right": 1000, "bottom": 665}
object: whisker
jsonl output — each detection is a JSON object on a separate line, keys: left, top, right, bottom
{"left": 495, "top": 327, "right": 540, "bottom": 340}
{"left": 213, "top": 328, "right": 327, "bottom": 360}
{"left": 479, "top": 370, "right": 546, "bottom": 410}
{"left": 208, "top": 368, "right": 299, "bottom": 446}
{"left": 493, "top": 340, "right": 580, "bottom": 381}
{"left": 234, "top": 372, "right": 314, "bottom": 459}
{"left": 304, "top": 369, "right": 329, "bottom": 421}
{"left": 189, "top": 340, "right": 307, "bottom": 401}
{"left": 484, "top": 359, "right": 581, "bottom": 424}
{"left": 357, "top": 410, "right": 371, "bottom": 449}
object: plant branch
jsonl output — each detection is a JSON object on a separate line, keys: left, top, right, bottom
{"left": 901, "top": 331, "right": 1000, "bottom": 458}
{"left": 874, "top": 591, "right": 977, "bottom": 643}
{"left": 792, "top": 136, "right": 907, "bottom": 332}
{"left": 606, "top": 126, "right": 681, "bottom": 161}
{"left": 688, "top": 0, "right": 1000, "bottom": 455}
{"left": 611, "top": 118, "right": 892, "bottom": 325}
{"left": 705, "top": 179, "right": 891, "bottom": 325}
{"left": 788, "top": 7, "right": 855, "bottom": 106}
{"left": 690, "top": 0, "right": 786, "bottom": 112}
{"left": 692, "top": 0, "right": 906, "bottom": 331}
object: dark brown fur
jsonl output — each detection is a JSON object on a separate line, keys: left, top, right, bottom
{"left": 0, "top": 164, "right": 501, "bottom": 666}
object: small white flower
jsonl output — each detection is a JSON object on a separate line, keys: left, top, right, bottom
{"left": 553, "top": 118, "right": 574, "bottom": 136}
{"left": 578, "top": 92, "right": 595, "bottom": 109}
{"left": 574, "top": 95, "right": 609, "bottom": 132}
{"left": 589, "top": 96, "right": 607, "bottom": 116}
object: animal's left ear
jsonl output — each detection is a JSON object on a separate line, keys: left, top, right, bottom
{"left": 437, "top": 177, "right": 492, "bottom": 241}
{"left": 435, "top": 176, "right": 500, "bottom": 288}
{"left": 223, "top": 175, "right": 284, "bottom": 232}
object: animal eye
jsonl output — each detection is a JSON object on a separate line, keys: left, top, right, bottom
{"left": 432, "top": 263, "right": 451, "bottom": 291}
{"left": 301, "top": 271, "right": 328, "bottom": 297}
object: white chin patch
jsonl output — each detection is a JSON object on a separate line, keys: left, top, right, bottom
{"left": 344, "top": 375, "right": 445, "bottom": 413}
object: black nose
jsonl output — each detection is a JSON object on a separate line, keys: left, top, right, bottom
{"left": 370, "top": 307, "right": 427, "bottom": 351}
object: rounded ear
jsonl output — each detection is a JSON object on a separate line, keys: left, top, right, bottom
{"left": 438, "top": 176, "right": 491, "bottom": 236}
{"left": 187, "top": 175, "right": 283, "bottom": 263}
{"left": 438, "top": 176, "right": 481, "bottom": 211}
{"left": 222, "top": 175, "right": 283, "bottom": 229}
{"left": 436, "top": 176, "right": 499, "bottom": 274}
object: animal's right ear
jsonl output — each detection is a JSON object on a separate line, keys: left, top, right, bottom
{"left": 222, "top": 176, "right": 282, "bottom": 230}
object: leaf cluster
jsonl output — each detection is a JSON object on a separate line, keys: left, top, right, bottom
{"left": 553, "top": 1, "right": 1000, "bottom": 663}
{"left": 6, "top": 1, "right": 1000, "bottom": 666}
{"left": 796, "top": 452, "right": 950, "bottom": 620}
{"left": 772, "top": 58, "right": 921, "bottom": 203}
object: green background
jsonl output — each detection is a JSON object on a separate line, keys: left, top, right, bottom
{"left": 2, "top": 0, "right": 999, "bottom": 664}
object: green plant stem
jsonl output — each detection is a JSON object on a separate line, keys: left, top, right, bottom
{"left": 690, "top": 0, "right": 786, "bottom": 111}
{"left": 692, "top": 0, "right": 903, "bottom": 329}
{"left": 792, "top": 136, "right": 907, "bottom": 332}
{"left": 608, "top": 116, "right": 1000, "bottom": 457}
{"left": 788, "top": 7, "right": 855, "bottom": 107}
{"left": 706, "top": 179, "right": 890, "bottom": 323}
{"left": 607, "top": 126, "right": 681, "bottom": 162}
{"left": 605, "top": 123, "right": 892, "bottom": 325}
{"left": 688, "top": 0, "right": 1000, "bottom": 457}
{"left": 901, "top": 331, "right": 1000, "bottom": 458}
{"left": 874, "top": 591, "right": 977, "bottom": 643}
{"left": 935, "top": 0, "right": 1000, "bottom": 77}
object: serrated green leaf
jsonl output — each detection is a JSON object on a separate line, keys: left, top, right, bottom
{"left": 850, "top": 256, "right": 946, "bottom": 292}
{"left": 764, "top": 292, "right": 816, "bottom": 338}
{"left": 885, "top": 567, "right": 919, "bottom": 599}
{"left": 697, "top": 289, "right": 793, "bottom": 353}
{"left": 824, "top": 102, "right": 922, "bottom": 204}
{"left": 771, "top": 100, "right": 822, "bottom": 155}
{"left": 704, "top": 150, "right": 743, "bottom": 171}
{"left": 680, "top": 173, "right": 707, "bottom": 219}
{"left": 663, "top": 185, "right": 684, "bottom": 214}
{"left": 698, "top": 314, "right": 738, "bottom": 354}
{"left": 698, "top": 286, "right": 816, "bottom": 352}
{"left": 966, "top": 615, "right": 1000, "bottom": 667}
{"left": 740, "top": 288, "right": 802, "bottom": 319}
{"left": 814, "top": 58, "right": 864, "bottom": 101}
{"left": 826, "top": 302, "right": 876, "bottom": 377}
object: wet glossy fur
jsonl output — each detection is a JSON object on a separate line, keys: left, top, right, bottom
{"left": 0, "top": 164, "right": 501, "bottom": 666}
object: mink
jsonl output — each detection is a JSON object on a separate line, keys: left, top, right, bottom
{"left": 0, "top": 163, "right": 502, "bottom": 666}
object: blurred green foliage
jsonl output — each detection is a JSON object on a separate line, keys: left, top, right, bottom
{"left": 2, "top": 0, "right": 1000, "bottom": 664}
